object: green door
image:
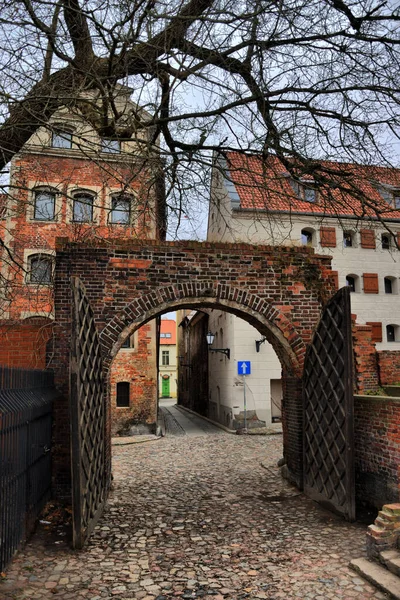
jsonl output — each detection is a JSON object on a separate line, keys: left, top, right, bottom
{"left": 161, "top": 377, "right": 170, "bottom": 397}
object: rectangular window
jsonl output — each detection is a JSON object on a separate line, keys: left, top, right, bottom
{"left": 73, "top": 194, "right": 93, "bottom": 222}
{"left": 160, "top": 333, "right": 172, "bottom": 338}
{"left": 394, "top": 195, "right": 400, "bottom": 209}
{"left": 29, "top": 255, "right": 53, "bottom": 284}
{"left": 52, "top": 130, "right": 72, "bottom": 149}
{"left": 34, "top": 191, "right": 56, "bottom": 220}
{"left": 116, "top": 382, "right": 130, "bottom": 407}
{"left": 102, "top": 139, "right": 120, "bottom": 153}
{"left": 162, "top": 350, "right": 170, "bottom": 366}
{"left": 343, "top": 232, "right": 353, "bottom": 247}
{"left": 303, "top": 187, "right": 316, "bottom": 203}
{"left": 110, "top": 196, "right": 130, "bottom": 224}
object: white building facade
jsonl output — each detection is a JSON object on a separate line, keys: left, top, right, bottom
{"left": 206, "top": 152, "right": 400, "bottom": 427}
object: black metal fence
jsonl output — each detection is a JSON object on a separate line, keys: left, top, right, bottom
{"left": 0, "top": 366, "right": 57, "bottom": 571}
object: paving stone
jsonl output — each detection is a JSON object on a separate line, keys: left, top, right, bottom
{"left": 1, "top": 433, "right": 385, "bottom": 599}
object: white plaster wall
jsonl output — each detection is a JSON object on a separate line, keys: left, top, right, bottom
{"left": 207, "top": 310, "right": 281, "bottom": 426}
{"left": 209, "top": 206, "right": 400, "bottom": 351}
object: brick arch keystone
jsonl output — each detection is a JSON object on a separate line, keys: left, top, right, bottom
{"left": 100, "top": 282, "right": 306, "bottom": 377}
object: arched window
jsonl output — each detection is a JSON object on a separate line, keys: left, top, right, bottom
{"left": 73, "top": 192, "right": 94, "bottom": 222}
{"left": 381, "top": 234, "right": 391, "bottom": 250}
{"left": 110, "top": 195, "right": 131, "bottom": 224}
{"left": 34, "top": 190, "right": 56, "bottom": 221}
{"left": 301, "top": 228, "right": 314, "bottom": 246}
{"left": 346, "top": 274, "right": 359, "bottom": 293}
{"left": 384, "top": 277, "right": 397, "bottom": 294}
{"left": 28, "top": 254, "right": 54, "bottom": 284}
{"left": 116, "top": 382, "right": 130, "bottom": 407}
{"left": 386, "top": 324, "right": 399, "bottom": 342}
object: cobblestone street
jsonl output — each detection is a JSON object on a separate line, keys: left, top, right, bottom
{"left": 1, "top": 427, "right": 387, "bottom": 600}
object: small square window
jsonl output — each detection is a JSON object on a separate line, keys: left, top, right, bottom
{"left": 34, "top": 191, "right": 56, "bottom": 220}
{"left": 301, "top": 229, "right": 313, "bottom": 246}
{"left": 73, "top": 194, "right": 94, "bottom": 222}
{"left": 303, "top": 187, "right": 316, "bottom": 203}
{"left": 52, "top": 130, "right": 72, "bottom": 149}
{"left": 110, "top": 196, "right": 130, "bottom": 224}
{"left": 102, "top": 139, "right": 120, "bottom": 153}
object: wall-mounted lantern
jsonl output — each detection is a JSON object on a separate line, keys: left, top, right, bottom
{"left": 255, "top": 336, "right": 267, "bottom": 352}
{"left": 206, "top": 331, "right": 230, "bottom": 359}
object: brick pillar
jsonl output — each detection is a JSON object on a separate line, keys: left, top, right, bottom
{"left": 281, "top": 371, "right": 303, "bottom": 489}
{"left": 352, "top": 322, "right": 380, "bottom": 394}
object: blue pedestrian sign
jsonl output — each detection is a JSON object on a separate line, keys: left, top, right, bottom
{"left": 238, "top": 361, "right": 251, "bottom": 375}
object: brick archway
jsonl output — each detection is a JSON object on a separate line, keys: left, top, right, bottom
{"left": 52, "top": 238, "right": 336, "bottom": 498}
{"left": 101, "top": 283, "right": 306, "bottom": 377}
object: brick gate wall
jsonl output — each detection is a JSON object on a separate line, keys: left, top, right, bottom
{"left": 378, "top": 352, "right": 400, "bottom": 386}
{"left": 354, "top": 395, "right": 400, "bottom": 507}
{"left": 0, "top": 318, "right": 53, "bottom": 369}
{"left": 51, "top": 238, "right": 335, "bottom": 500}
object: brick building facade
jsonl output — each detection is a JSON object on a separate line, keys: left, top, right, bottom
{"left": 0, "top": 86, "right": 165, "bottom": 429}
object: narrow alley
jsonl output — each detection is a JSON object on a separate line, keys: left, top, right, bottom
{"left": 1, "top": 413, "right": 385, "bottom": 600}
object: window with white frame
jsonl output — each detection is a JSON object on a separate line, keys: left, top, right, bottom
{"left": 34, "top": 190, "right": 56, "bottom": 221}
{"left": 28, "top": 254, "right": 54, "bottom": 284}
{"left": 162, "top": 350, "right": 170, "bottom": 366}
{"left": 110, "top": 195, "right": 131, "bottom": 224}
{"left": 72, "top": 193, "right": 94, "bottom": 222}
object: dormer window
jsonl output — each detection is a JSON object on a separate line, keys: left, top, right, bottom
{"left": 375, "top": 183, "right": 400, "bottom": 209}
{"left": 303, "top": 187, "right": 317, "bottom": 203}
{"left": 52, "top": 129, "right": 72, "bottom": 149}
{"left": 291, "top": 179, "right": 317, "bottom": 203}
{"left": 395, "top": 195, "right": 400, "bottom": 209}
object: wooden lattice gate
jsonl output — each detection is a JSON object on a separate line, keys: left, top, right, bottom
{"left": 303, "top": 286, "right": 355, "bottom": 520}
{"left": 70, "top": 277, "right": 107, "bottom": 548}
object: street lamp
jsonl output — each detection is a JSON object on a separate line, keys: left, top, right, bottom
{"left": 206, "top": 330, "right": 230, "bottom": 359}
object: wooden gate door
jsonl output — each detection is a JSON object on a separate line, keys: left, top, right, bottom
{"left": 303, "top": 286, "right": 355, "bottom": 520}
{"left": 70, "top": 277, "right": 107, "bottom": 548}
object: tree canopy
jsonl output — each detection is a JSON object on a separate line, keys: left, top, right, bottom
{"left": 0, "top": 0, "right": 400, "bottom": 230}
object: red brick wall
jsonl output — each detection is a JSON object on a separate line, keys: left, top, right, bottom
{"left": 0, "top": 319, "right": 53, "bottom": 369}
{"left": 110, "top": 322, "right": 158, "bottom": 435}
{"left": 354, "top": 395, "right": 400, "bottom": 507}
{"left": 352, "top": 323, "right": 380, "bottom": 394}
{"left": 50, "top": 239, "right": 335, "bottom": 499}
{"left": 1, "top": 150, "right": 162, "bottom": 434}
{"left": 378, "top": 351, "right": 400, "bottom": 385}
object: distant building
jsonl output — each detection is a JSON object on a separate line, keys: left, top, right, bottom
{"left": 203, "top": 151, "right": 400, "bottom": 428}
{"left": 159, "top": 318, "right": 177, "bottom": 398}
{"left": 0, "top": 85, "right": 166, "bottom": 434}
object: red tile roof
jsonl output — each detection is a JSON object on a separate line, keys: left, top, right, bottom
{"left": 160, "top": 319, "right": 176, "bottom": 345}
{"left": 225, "top": 152, "right": 400, "bottom": 220}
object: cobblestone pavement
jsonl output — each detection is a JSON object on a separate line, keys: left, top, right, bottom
{"left": 160, "top": 404, "right": 223, "bottom": 437}
{"left": 1, "top": 433, "right": 387, "bottom": 600}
